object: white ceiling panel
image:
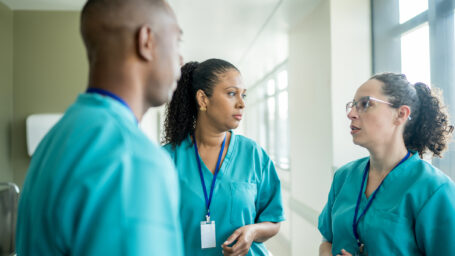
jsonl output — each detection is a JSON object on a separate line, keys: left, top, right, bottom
{"left": 169, "top": 0, "right": 280, "bottom": 65}
{"left": 1, "top": 0, "right": 321, "bottom": 85}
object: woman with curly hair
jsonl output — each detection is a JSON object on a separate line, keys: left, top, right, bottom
{"left": 318, "top": 73, "right": 455, "bottom": 256}
{"left": 163, "top": 58, "right": 284, "bottom": 256}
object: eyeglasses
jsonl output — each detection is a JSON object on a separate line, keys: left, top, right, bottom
{"left": 346, "top": 96, "right": 393, "bottom": 114}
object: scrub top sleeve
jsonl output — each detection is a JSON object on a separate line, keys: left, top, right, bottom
{"left": 76, "top": 153, "right": 184, "bottom": 256}
{"left": 255, "top": 158, "right": 285, "bottom": 223}
{"left": 415, "top": 182, "right": 455, "bottom": 255}
{"left": 126, "top": 157, "right": 184, "bottom": 256}
{"left": 318, "top": 172, "right": 338, "bottom": 243}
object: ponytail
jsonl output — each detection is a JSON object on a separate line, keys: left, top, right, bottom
{"left": 163, "top": 62, "right": 199, "bottom": 146}
{"left": 372, "top": 73, "right": 453, "bottom": 158}
{"left": 405, "top": 83, "right": 453, "bottom": 157}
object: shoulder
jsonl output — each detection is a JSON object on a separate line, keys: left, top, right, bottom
{"left": 162, "top": 142, "right": 180, "bottom": 155}
{"left": 233, "top": 133, "right": 269, "bottom": 159}
{"left": 408, "top": 156, "right": 455, "bottom": 193}
{"left": 333, "top": 157, "right": 369, "bottom": 181}
{"left": 161, "top": 136, "right": 192, "bottom": 162}
{"left": 329, "top": 157, "right": 369, "bottom": 194}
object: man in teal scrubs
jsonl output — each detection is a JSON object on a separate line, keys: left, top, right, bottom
{"left": 16, "top": 0, "right": 184, "bottom": 255}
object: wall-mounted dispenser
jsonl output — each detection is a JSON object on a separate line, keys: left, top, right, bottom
{"left": 26, "top": 114, "right": 63, "bottom": 156}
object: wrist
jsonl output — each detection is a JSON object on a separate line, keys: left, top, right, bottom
{"left": 248, "top": 224, "right": 259, "bottom": 241}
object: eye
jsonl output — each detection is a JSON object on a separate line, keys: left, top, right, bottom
{"left": 359, "top": 98, "right": 370, "bottom": 110}
{"left": 241, "top": 94, "right": 247, "bottom": 99}
{"left": 228, "top": 92, "right": 236, "bottom": 97}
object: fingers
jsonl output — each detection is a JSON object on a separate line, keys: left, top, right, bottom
{"left": 222, "top": 230, "right": 250, "bottom": 256}
{"left": 224, "top": 229, "right": 242, "bottom": 246}
{"left": 338, "top": 249, "right": 352, "bottom": 256}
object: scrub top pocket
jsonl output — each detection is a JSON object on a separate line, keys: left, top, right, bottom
{"left": 362, "top": 210, "right": 416, "bottom": 255}
{"left": 230, "top": 182, "right": 257, "bottom": 226}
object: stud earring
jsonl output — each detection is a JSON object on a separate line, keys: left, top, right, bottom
{"left": 200, "top": 106, "right": 206, "bottom": 111}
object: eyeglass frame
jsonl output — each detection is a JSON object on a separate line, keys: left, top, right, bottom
{"left": 346, "top": 96, "right": 393, "bottom": 115}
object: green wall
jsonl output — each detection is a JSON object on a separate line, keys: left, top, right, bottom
{"left": 0, "top": 2, "right": 13, "bottom": 182}
{"left": 12, "top": 11, "right": 88, "bottom": 186}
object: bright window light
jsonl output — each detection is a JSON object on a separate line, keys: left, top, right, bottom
{"left": 277, "top": 70, "right": 288, "bottom": 91}
{"left": 401, "top": 23, "right": 431, "bottom": 85}
{"left": 399, "top": 0, "right": 428, "bottom": 24}
{"left": 267, "top": 79, "right": 275, "bottom": 96}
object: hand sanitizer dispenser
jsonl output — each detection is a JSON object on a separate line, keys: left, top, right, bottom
{"left": 26, "top": 114, "right": 62, "bottom": 156}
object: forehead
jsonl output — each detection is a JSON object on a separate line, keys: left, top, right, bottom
{"left": 354, "top": 79, "right": 385, "bottom": 100}
{"left": 215, "top": 69, "right": 244, "bottom": 89}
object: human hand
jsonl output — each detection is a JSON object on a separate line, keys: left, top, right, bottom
{"left": 336, "top": 249, "right": 352, "bottom": 256}
{"left": 221, "top": 224, "right": 256, "bottom": 256}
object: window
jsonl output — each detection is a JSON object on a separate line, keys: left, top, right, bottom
{"left": 399, "top": 0, "right": 428, "bottom": 24}
{"left": 246, "top": 62, "right": 290, "bottom": 170}
{"left": 400, "top": 23, "right": 430, "bottom": 85}
{"left": 372, "top": 0, "right": 455, "bottom": 177}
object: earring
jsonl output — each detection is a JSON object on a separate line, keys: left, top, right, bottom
{"left": 200, "top": 106, "right": 206, "bottom": 111}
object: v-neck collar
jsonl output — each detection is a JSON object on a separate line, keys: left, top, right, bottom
{"left": 360, "top": 152, "right": 418, "bottom": 202}
{"left": 187, "top": 130, "right": 236, "bottom": 179}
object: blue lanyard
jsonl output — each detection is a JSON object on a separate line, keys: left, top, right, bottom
{"left": 86, "top": 88, "right": 138, "bottom": 124}
{"left": 193, "top": 134, "right": 226, "bottom": 222}
{"left": 353, "top": 151, "right": 411, "bottom": 248}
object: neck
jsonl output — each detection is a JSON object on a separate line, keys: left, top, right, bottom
{"left": 194, "top": 121, "right": 227, "bottom": 148}
{"left": 88, "top": 62, "right": 147, "bottom": 121}
{"left": 368, "top": 142, "right": 408, "bottom": 174}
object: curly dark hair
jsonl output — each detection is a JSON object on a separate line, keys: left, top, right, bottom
{"left": 371, "top": 73, "right": 454, "bottom": 157}
{"left": 163, "top": 58, "right": 239, "bottom": 146}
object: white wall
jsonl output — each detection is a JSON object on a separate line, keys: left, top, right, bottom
{"left": 288, "top": 0, "right": 333, "bottom": 254}
{"left": 330, "top": 0, "right": 370, "bottom": 169}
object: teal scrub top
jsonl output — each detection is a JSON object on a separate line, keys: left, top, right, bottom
{"left": 163, "top": 132, "right": 285, "bottom": 256}
{"left": 318, "top": 153, "right": 455, "bottom": 255}
{"left": 16, "top": 93, "right": 184, "bottom": 256}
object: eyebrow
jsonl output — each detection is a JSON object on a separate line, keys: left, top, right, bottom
{"left": 224, "top": 87, "right": 247, "bottom": 92}
{"left": 354, "top": 96, "right": 369, "bottom": 101}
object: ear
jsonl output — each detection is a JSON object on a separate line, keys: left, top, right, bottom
{"left": 196, "top": 89, "right": 209, "bottom": 109}
{"left": 394, "top": 105, "right": 411, "bottom": 125}
{"left": 137, "top": 25, "right": 155, "bottom": 61}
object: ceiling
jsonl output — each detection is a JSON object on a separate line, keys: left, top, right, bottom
{"left": 1, "top": 0, "right": 320, "bottom": 85}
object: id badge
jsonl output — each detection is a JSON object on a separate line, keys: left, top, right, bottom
{"left": 200, "top": 221, "right": 216, "bottom": 249}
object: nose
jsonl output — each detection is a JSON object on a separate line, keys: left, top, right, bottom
{"left": 347, "top": 107, "right": 358, "bottom": 120}
{"left": 236, "top": 95, "right": 245, "bottom": 109}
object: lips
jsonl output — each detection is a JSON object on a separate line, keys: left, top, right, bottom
{"left": 350, "top": 124, "right": 360, "bottom": 134}
{"left": 233, "top": 114, "right": 242, "bottom": 121}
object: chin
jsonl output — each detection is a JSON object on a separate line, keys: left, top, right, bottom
{"left": 230, "top": 121, "right": 241, "bottom": 129}
{"left": 147, "top": 95, "right": 167, "bottom": 107}
{"left": 352, "top": 137, "right": 363, "bottom": 147}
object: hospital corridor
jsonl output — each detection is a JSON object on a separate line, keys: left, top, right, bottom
{"left": 1, "top": 0, "right": 455, "bottom": 255}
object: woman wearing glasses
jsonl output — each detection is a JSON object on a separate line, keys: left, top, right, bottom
{"left": 318, "top": 73, "right": 455, "bottom": 256}
{"left": 163, "top": 59, "right": 284, "bottom": 256}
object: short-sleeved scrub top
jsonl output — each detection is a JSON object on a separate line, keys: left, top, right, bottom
{"left": 16, "top": 93, "right": 184, "bottom": 256}
{"left": 163, "top": 131, "right": 285, "bottom": 256}
{"left": 318, "top": 153, "right": 455, "bottom": 255}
